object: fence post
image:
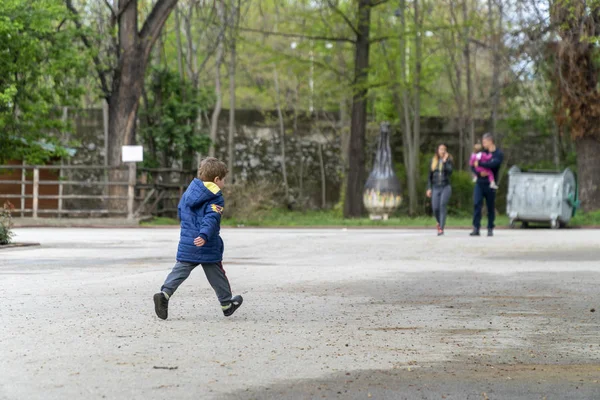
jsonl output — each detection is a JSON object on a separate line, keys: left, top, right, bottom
{"left": 59, "top": 107, "right": 68, "bottom": 219}
{"left": 127, "top": 163, "right": 136, "bottom": 220}
{"left": 20, "top": 161, "right": 26, "bottom": 217}
{"left": 58, "top": 164, "right": 64, "bottom": 218}
{"left": 102, "top": 101, "right": 110, "bottom": 200}
{"left": 33, "top": 167, "right": 39, "bottom": 219}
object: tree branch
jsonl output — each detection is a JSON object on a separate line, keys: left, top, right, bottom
{"left": 140, "top": 0, "right": 179, "bottom": 56}
{"left": 282, "top": 51, "right": 351, "bottom": 82}
{"left": 64, "top": 0, "right": 111, "bottom": 99}
{"left": 371, "top": 0, "right": 390, "bottom": 6}
{"left": 102, "top": 0, "right": 116, "bottom": 19}
{"left": 238, "top": 26, "right": 355, "bottom": 43}
{"left": 326, "top": 0, "right": 359, "bottom": 36}
{"left": 57, "top": 18, "right": 67, "bottom": 31}
{"left": 236, "top": 34, "right": 351, "bottom": 82}
{"left": 115, "top": 0, "right": 136, "bottom": 19}
{"left": 370, "top": 24, "right": 461, "bottom": 44}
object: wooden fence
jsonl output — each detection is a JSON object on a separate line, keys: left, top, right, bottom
{"left": 0, "top": 164, "right": 194, "bottom": 219}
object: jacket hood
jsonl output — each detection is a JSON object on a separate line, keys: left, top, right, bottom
{"left": 184, "top": 178, "right": 222, "bottom": 207}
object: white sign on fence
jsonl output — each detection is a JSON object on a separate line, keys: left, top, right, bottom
{"left": 122, "top": 146, "right": 144, "bottom": 162}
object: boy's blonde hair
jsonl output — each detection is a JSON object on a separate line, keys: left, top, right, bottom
{"left": 198, "top": 157, "right": 228, "bottom": 182}
{"left": 473, "top": 143, "right": 483, "bottom": 153}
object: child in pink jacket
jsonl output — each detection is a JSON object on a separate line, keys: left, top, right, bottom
{"left": 469, "top": 143, "right": 498, "bottom": 189}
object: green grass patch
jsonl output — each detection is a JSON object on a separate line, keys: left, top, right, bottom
{"left": 140, "top": 209, "right": 600, "bottom": 228}
{"left": 222, "top": 210, "right": 508, "bottom": 228}
{"left": 571, "top": 210, "right": 600, "bottom": 226}
{"left": 140, "top": 217, "right": 179, "bottom": 226}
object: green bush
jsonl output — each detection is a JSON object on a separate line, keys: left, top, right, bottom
{"left": 393, "top": 154, "right": 432, "bottom": 216}
{"left": 0, "top": 202, "right": 14, "bottom": 245}
{"left": 221, "top": 181, "right": 288, "bottom": 222}
{"left": 447, "top": 170, "right": 476, "bottom": 217}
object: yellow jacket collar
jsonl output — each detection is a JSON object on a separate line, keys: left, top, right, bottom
{"left": 203, "top": 181, "right": 221, "bottom": 194}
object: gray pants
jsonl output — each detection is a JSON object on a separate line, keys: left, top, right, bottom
{"left": 432, "top": 185, "right": 452, "bottom": 230}
{"left": 161, "top": 261, "right": 232, "bottom": 305}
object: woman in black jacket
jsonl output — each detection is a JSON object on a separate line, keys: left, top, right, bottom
{"left": 426, "top": 144, "right": 453, "bottom": 236}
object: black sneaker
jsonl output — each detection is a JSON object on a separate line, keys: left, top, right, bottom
{"left": 470, "top": 229, "right": 480, "bottom": 236}
{"left": 222, "top": 295, "right": 243, "bottom": 317}
{"left": 153, "top": 292, "right": 169, "bottom": 320}
{"left": 488, "top": 229, "right": 494, "bottom": 237}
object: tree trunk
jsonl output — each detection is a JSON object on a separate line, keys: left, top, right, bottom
{"left": 180, "top": 1, "right": 204, "bottom": 166}
{"left": 446, "top": 0, "right": 466, "bottom": 169}
{"left": 209, "top": 0, "right": 225, "bottom": 158}
{"left": 103, "top": 0, "right": 178, "bottom": 213}
{"left": 182, "top": 1, "right": 198, "bottom": 86}
{"left": 552, "top": 123, "right": 560, "bottom": 169}
{"left": 293, "top": 75, "right": 299, "bottom": 135}
{"left": 388, "top": 0, "right": 417, "bottom": 215}
{"left": 389, "top": 0, "right": 419, "bottom": 216}
{"left": 318, "top": 143, "right": 327, "bottom": 208}
{"left": 174, "top": 7, "right": 185, "bottom": 83}
{"left": 68, "top": 0, "right": 178, "bottom": 215}
{"left": 107, "top": 48, "right": 146, "bottom": 211}
{"left": 339, "top": 96, "right": 350, "bottom": 168}
{"left": 575, "top": 137, "right": 600, "bottom": 212}
{"left": 299, "top": 155, "right": 304, "bottom": 199}
{"left": 487, "top": 0, "right": 501, "bottom": 135}
{"left": 273, "top": 66, "right": 289, "bottom": 199}
{"left": 456, "top": 56, "right": 465, "bottom": 169}
{"left": 551, "top": 1, "right": 600, "bottom": 213}
{"left": 458, "top": 116, "right": 465, "bottom": 170}
{"left": 410, "top": 0, "right": 422, "bottom": 216}
{"left": 463, "top": 0, "right": 475, "bottom": 148}
{"left": 227, "top": 0, "right": 237, "bottom": 180}
{"left": 344, "top": 0, "right": 371, "bottom": 218}
{"left": 338, "top": 53, "right": 350, "bottom": 171}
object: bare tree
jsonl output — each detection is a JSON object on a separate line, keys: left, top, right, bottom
{"left": 209, "top": 0, "right": 226, "bottom": 157}
{"left": 463, "top": 0, "right": 475, "bottom": 148}
{"left": 174, "top": 7, "right": 185, "bottom": 84}
{"left": 66, "top": 0, "right": 179, "bottom": 204}
{"left": 344, "top": 0, "right": 371, "bottom": 218}
{"left": 551, "top": 0, "right": 600, "bottom": 211}
{"left": 442, "top": 0, "right": 467, "bottom": 169}
{"left": 227, "top": 0, "right": 239, "bottom": 181}
{"left": 487, "top": 0, "right": 502, "bottom": 135}
{"left": 410, "top": 0, "right": 423, "bottom": 216}
{"left": 381, "top": 0, "right": 423, "bottom": 216}
{"left": 273, "top": 67, "right": 290, "bottom": 198}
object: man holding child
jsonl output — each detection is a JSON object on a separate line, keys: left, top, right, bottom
{"left": 470, "top": 133, "right": 504, "bottom": 237}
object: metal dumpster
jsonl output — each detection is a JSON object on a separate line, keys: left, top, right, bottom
{"left": 506, "top": 166, "right": 579, "bottom": 229}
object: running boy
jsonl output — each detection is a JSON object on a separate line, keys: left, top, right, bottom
{"left": 469, "top": 143, "right": 498, "bottom": 189}
{"left": 153, "top": 157, "right": 243, "bottom": 320}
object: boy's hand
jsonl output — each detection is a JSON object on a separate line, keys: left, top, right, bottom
{"left": 194, "top": 237, "right": 206, "bottom": 247}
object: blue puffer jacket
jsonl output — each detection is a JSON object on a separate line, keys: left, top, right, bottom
{"left": 176, "top": 179, "right": 225, "bottom": 264}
